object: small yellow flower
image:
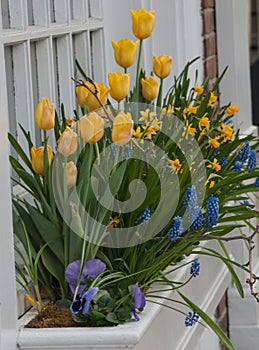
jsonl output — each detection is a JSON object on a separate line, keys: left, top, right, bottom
{"left": 225, "top": 104, "right": 239, "bottom": 116}
{"left": 186, "top": 106, "right": 198, "bottom": 115}
{"left": 108, "top": 217, "right": 120, "bottom": 227}
{"left": 194, "top": 85, "right": 204, "bottom": 95}
{"left": 202, "top": 208, "right": 206, "bottom": 215}
{"left": 207, "top": 158, "right": 221, "bottom": 172}
{"left": 209, "top": 180, "right": 215, "bottom": 189}
{"left": 162, "top": 103, "right": 174, "bottom": 115}
{"left": 199, "top": 114, "right": 210, "bottom": 130}
{"left": 139, "top": 109, "right": 155, "bottom": 123}
{"left": 219, "top": 122, "right": 234, "bottom": 141}
{"left": 183, "top": 120, "right": 196, "bottom": 139}
{"left": 208, "top": 138, "right": 220, "bottom": 149}
{"left": 208, "top": 92, "right": 217, "bottom": 107}
{"left": 169, "top": 159, "right": 182, "bottom": 173}
{"left": 133, "top": 126, "right": 143, "bottom": 139}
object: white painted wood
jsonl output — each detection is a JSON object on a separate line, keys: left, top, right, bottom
{"left": 17, "top": 241, "right": 230, "bottom": 350}
{"left": 32, "top": 0, "right": 49, "bottom": 27}
{"left": 12, "top": 42, "right": 35, "bottom": 146}
{"left": 216, "top": 0, "right": 252, "bottom": 133}
{"left": 53, "top": 0, "right": 70, "bottom": 24}
{"left": 9, "top": 0, "right": 27, "bottom": 29}
{"left": 0, "top": 15, "right": 18, "bottom": 350}
{"left": 70, "top": 1, "right": 86, "bottom": 21}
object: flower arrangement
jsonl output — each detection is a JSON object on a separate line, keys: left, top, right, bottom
{"left": 9, "top": 7, "right": 259, "bottom": 349}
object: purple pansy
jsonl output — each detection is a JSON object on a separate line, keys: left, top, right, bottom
{"left": 70, "top": 287, "right": 99, "bottom": 315}
{"left": 65, "top": 258, "right": 106, "bottom": 294}
{"left": 132, "top": 282, "right": 146, "bottom": 321}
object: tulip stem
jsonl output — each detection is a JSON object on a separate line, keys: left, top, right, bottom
{"left": 157, "top": 78, "right": 163, "bottom": 108}
{"left": 71, "top": 77, "right": 113, "bottom": 122}
{"left": 135, "top": 39, "right": 143, "bottom": 100}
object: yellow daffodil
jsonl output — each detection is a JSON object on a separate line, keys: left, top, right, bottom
{"left": 208, "top": 137, "right": 220, "bottom": 149}
{"left": 112, "top": 38, "right": 139, "bottom": 68}
{"left": 108, "top": 72, "right": 130, "bottom": 102}
{"left": 139, "top": 109, "right": 155, "bottom": 123}
{"left": 208, "top": 92, "right": 217, "bottom": 107}
{"left": 169, "top": 159, "right": 182, "bottom": 173}
{"left": 108, "top": 217, "right": 120, "bottom": 227}
{"left": 209, "top": 180, "right": 215, "bottom": 189}
{"left": 194, "top": 85, "right": 204, "bottom": 95}
{"left": 130, "top": 8, "right": 155, "bottom": 40}
{"left": 133, "top": 126, "right": 143, "bottom": 139}
{"left": 112, "top": 111, "right": 133, "bottom": 146}
{"left": 79, "top": 112, "right": 105, "bottom": 144}
{"left": 153, "top": 55, "right": 173, "bottom": 79}
{"left": 35, "top": 98, "right": 55, "bottom": 131}
{"left": 207, "top": 158, "right": 221, "bottom": 172}
{"left": 187, "top": 106, "right": 198, "bottom": 115}
{"left": 66, "top": 161, "right": 77, "bottom": 188}
{"left": 31, "top": 145, "right": 53, "bottom": 176}
{"left": 199, "top": 114, "right": 210, "bottom": 130}
{"left": 225, "top": 104, "right": 239, "bottom": 116}
{"left": 141, "top": 76, "right": 159, "bottom": 101}
{"left": 57, "top": 127, "right": 78, "bottom": 156}
{"left": 219, "top": 122, "right": 234, "bottom": 141}
{"left": 183, "top": 120, "right": 196, "bottom": 139}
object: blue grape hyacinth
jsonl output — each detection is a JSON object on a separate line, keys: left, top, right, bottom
{"left": 185, "top": 309, "right": 200, "bottom": 326}
{"left": 190, "top": 258, "right": 200, "bottom": 277}
{"left": 204, "top": 196, "right": 219, "bottom": 230}
{"left": 135, "top": 207, "right": 151, "bottom": 224}
{"left": 247, "top": 149, "right": 257, "bottom": 169}
{"left": 168, "top": 216, "right": 183, "bottom": 242}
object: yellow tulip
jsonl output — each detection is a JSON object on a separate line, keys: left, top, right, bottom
{"left": 112, "top": 111, "right": 133, "bottom": 146}
{"left": 108, "top": 72, "right": 130, "bottom": 102}
{"left": 66, "top": 161, "right": 77, "bottom": 188}
{"left": 130, "top": 8, "right": 155, "bottom": 40}
{"left": 85, "top": 82, "right": 110, "bottom": 112}
{"left": 31, "top": 145, "right": 53, "bottom": 176}
{"left": 57, "top": 126, "right": 78, "bottom": 156}
{"left": 76, "top": 85, "right": 89, "bottom": 108}
{"left": 79, "top": 112, "right": 105, "bottom": 144}
{"left": 141, "top": 76, "right": 159, "bottom": 101}
{"left": 153, "top": 55, "right": 173, "bottom": 79}
{"left": 35, "top": 98, "right": 55, "bottom": 131}
{"left": 112, "top": 39, "right": 139, "bottom": 68}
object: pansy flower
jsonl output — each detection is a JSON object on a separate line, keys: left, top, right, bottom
{"left": 132, "top": 283, "right": 146, "bottom": 321}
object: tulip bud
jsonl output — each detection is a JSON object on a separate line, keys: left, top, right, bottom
{"left": 66, "top": 161, "right": 77, "bottom": 188}
{"left": 108, "top": 72, "right": 130, "bottom": 102}
{"left": 141, "top": 76, "right": 159, "bottom": 101}
{"left": 35, "top": 98, "right": 55, "bottom": 131}
{"left": 112, "top": 111, "right": 133, "bottom": 146}
{"left": 153, "top": 55, "right": 172, "bottom": 79}
{"left": 76, "top": 85, "right": 89, "bottom": 108}
{"left": 79, "top": 112, "right": 105, "bottom": 144}
{"left": 58, "top": 126, "right": 78, "bottom": 156}
{"left": 112, "top": 39, "right": 139, "bottom": 69}
{"left": 130, "top": 8, "right": 155, "bottom": 40}
{"left": 31, "top": 145, "right": 53, "bottom": 176}
{"left": 85, "top": 82, "right": 110, "bottom": 112}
